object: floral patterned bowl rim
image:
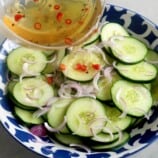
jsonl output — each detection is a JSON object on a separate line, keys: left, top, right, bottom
{"left": 0, "top": 3, "right": 158, "bottom": 158}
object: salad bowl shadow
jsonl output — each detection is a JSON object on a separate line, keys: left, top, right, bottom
{"left": 0, "top": 4, "right": 158, "bottom": 158}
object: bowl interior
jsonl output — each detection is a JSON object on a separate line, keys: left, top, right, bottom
{"left": 0, "top": 4, "right": 158, "bottom": 158}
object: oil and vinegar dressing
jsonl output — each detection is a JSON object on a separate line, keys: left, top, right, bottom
{"left": 3, "top": 0, "right": 103, "bottom": 47}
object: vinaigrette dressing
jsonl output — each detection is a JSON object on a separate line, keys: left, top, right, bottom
{"left": 3, "top": 0, "right": 103, "bottom": 47}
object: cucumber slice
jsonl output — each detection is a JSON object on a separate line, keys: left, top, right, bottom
{"left": 53, "top": 133, "right": 83, "bottom": 146}
{"left": 7, "top": 81, "right": 17, "bottom": 95}
{"left": 103, "top": 105, "right": 132, "bottom": 133}
{"left": 96, "top": 72, "right": 121, "bottom": 101}
{"left": 60, "top": 49, "right": 105, "bottom": 81}
{"left": 47, "top": 98, "right": 74, "bottom": 134}
{"left": 7, "top": 47, "right": 47, "bottom": 75}
{"left": 115, "top": 61, "right": 157, "bottom": 82}
{"left": 91, "top": 132, "right": 119, "bottom": 143}
{"left": 13, "top": 78, "right": 54, "bottom": 108}
{"left": 82, "top": 31, "right": 100, "bottom": 47}
{"left": 14, "top": 106, "right": 44, "bottom": 125}
{"left": 151, "top": 76, "right": 158, "bottom": 105}
{"left": 111, "top": 36, "right": 148, "bottom": 64}
{"left": 100, "top": 23, "right": 129, "bottom": 51}
{"left": 66, "top": 97, "right": 106, "bottom": 137}
{"left": 9, "top": 94, "right": 37, "bottom": 110}
{"left": 7, "top": 81, "right": 38, "bottom": 110}
{"left": 111, "top": 80, "right": 152, "bottom": 117}
{"left": 90, "top": 132, "right": 130, "bottom": 150}
{"left": 145, "top": 49, "right": 158, "bottom": 68}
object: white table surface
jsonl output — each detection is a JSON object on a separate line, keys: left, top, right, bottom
{"left": 0, "top": 0, "right": 158, "bottom": 158}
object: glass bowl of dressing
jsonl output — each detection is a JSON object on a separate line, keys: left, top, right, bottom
{"left": 0, "top": 0, "right": 106, "bottom": 50}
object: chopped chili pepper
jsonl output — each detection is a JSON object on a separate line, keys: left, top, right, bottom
{"left": 65, "top": 37, "right": 73, "bottom": 45}
{"left": 65, "top": 19, "right": 72, "bottom": 25}
{"left": 59, "top": 64, "right": 66, "bottom": 71}
{"left": 56, "top": 12, "right": 63, "bottom": 22}
{"left": 54, "top": 4, "right": 60, "bottom": 10}
{"left": 14, "top": 14, "right": 24, "bottom": 22}
{"left": 75, "top": 63, "right": 87, "bottom": 72}
{"left": 46, "top": 76, "right": 54, "bottom": 84}
{"left": 34, "top": 22, "right": 42, "bottom": 30}
{"left": 92, "top": 64, "right": 100, "bottom": 70}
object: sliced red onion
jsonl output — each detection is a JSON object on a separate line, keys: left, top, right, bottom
{"left": 131, "top": 108, "right": 151, "bottom": 120}
{"left": 112, "top": 61, "right": 118, "bottom": 69}
{"left": 106, "top": 120, "right": 123, "bottom": 143}
{"left": 45, "top": 54, "right": 57, "bottom": 63}
{"left": 118, "top": 98, "right": 128, "bottom": 118}
{"left": 33, "top": 97, "right": 59, "bottom": 118}
{"left": 46, "top": 97, "right": 59, "bottom": 106}
{"left": 58, "top": 80, "right": 98, "bottom": 99}
{"left": 33, "top": 106, "right": 51, "bottom": 118}
{"left": 22, "top": 58, "right": 37, "bottom": 64}
{"left": 44, "top": 116, "right": 67, "bottom": 133}
{"left": 22, "top": 63, "right": 40, "bottom": 76}
{"left": 103, "top": 127, "right": 114, "bottom": 140}
{"left": 113, "top": 126, "right": 123, "bottom": 143}
{"left": 26, "top": 89, "right": 41, "bottom": 101}
{"left": 93, "top": 72, "right": 101, "bottom": 91}
{"left": 58, "top": 82, "right": 82, "bottom": 98}
{"left": 97, "top": 40, "right": 114, "bottom": 49}
{"left": 23, "top": 63, "right": 33, "bottom": 75}
{"left": 89, "top": 116, "right": 109, "bottom": 126}
{"left": 23, "top": 95, "right": 34, "bottom": 104}
{"left": 119, "top": 110, "right": 128, "bottom": 119}
{"left": 89, "top": 45, "right": 111, "bottom": 65}
{"left": 89, "top": 117, "right": 109, "bottom": 136}
{"left": 119, "top": 100, "right": 128, "bottom": 118}
{"left": 116, "top": 87, "right": 122, "bottom": 103}
{"left": 19, "top": 63, "right": 40, "bottom": 82}
{"left": 103, "top": 66, "right": 114, "bottom": 82}
{"left": 19, "top": 74, "right": 25, "bottom": 83}
{"left": 30, "top": 124, "right": 47, "bottom": 137}
{"left": 69, "top": 144, "right": 91, "bottom": 153}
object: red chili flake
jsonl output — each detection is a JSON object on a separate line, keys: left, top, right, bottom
{"left": 65, "top": 19, "right": 72, "bottom": 25}
{"left": 34, "top": 22, "right": 42, "bottom": 30}
{"left": 75, "top": 63, "right": 87, "bottom": 72}
{"left": 84, "top": 7, "right": 89, "bottom": 12}
{"left": 64, "top": 37, "right": 73, "bottom": 45}
{"left": 54, "top": 4, "right": 60, "bottom": 10}
{"left": 92, "top": 64, "right": 100, "bottom": 70}
{"left": 82, "top": 7, "right": 89, "bottom": 12}
{"left": 78, "top": 20, "right": 84, "bottom": 25}
{"left": 46, "top": 76, "right": 54, "bottom": 84}
{"left": 59, "top": 64, "right": 66, "bottom": 71}
{"left": 14, "top": 14, "right": 24, "bottom": 22}
{"left": 56, "top": 12, "right": 63, "bottom": 22}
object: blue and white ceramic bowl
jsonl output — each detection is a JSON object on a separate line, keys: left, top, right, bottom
{"left": 0, "top": 4, "right": 158, "bottom": 158}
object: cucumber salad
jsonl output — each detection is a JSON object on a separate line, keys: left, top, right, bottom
{"left": 6, "top": 22, "right": 158, "bottom": 151}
